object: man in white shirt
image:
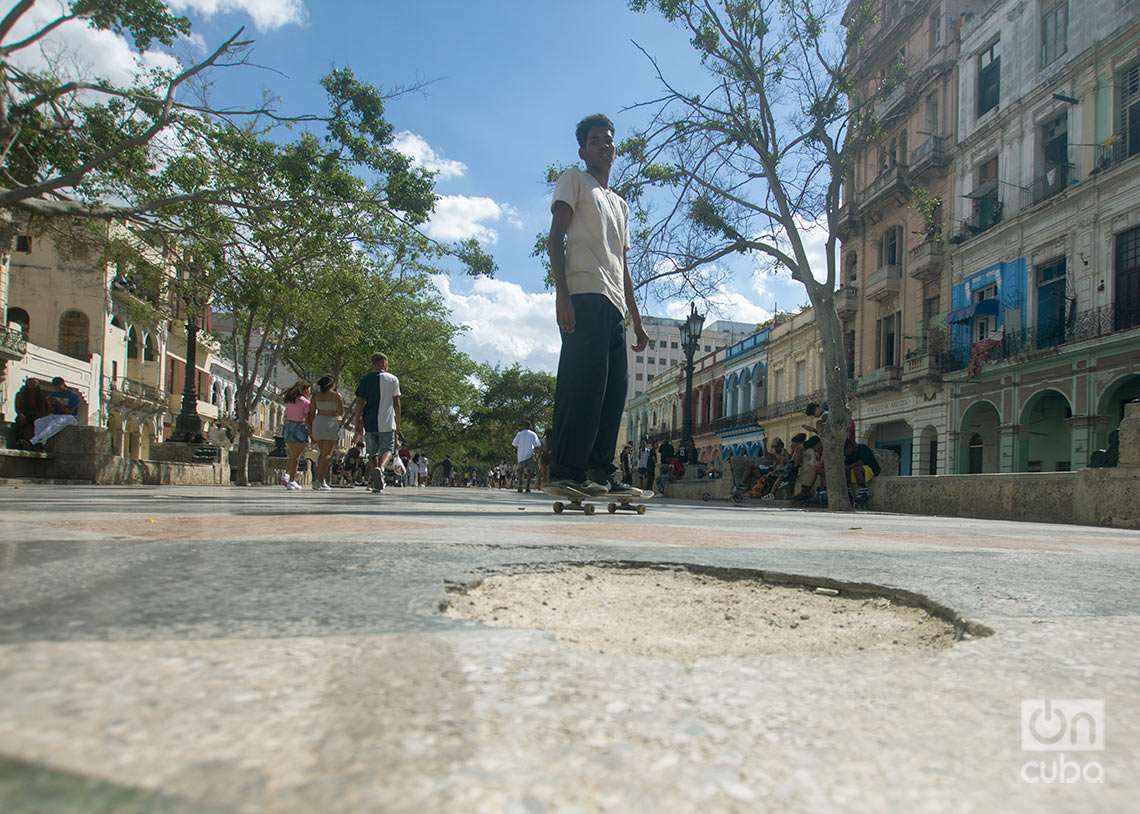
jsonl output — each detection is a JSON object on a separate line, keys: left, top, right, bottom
{"left": 512, "top": 421, "right": 542, "bottom": 493}
{"left": 350, "top": 352, "right": 401, "bottom": 495}
{"left": 547, "top": 113, "right": 649, "bottom": 496}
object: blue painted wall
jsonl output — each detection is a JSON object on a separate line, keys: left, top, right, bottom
{"left": 949, "top": 258, "right": 1028, "bottom": 360}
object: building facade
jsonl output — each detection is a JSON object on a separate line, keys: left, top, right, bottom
{"left": 941, "top": 0, "right": 1140, "bottom": 473}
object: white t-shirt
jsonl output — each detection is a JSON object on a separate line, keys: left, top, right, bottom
{"left": 551, "top": 167, "right": 629, "bottom": 315}
{"left": 356, "top": 370, "right": 401, "bottom": 432}
{"left": 512, "top": 429, "right": 541, "bottom": 463}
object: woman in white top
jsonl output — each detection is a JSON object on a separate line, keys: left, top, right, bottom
{"left": 306, "top": 375, "right": 343, "bottom": 491}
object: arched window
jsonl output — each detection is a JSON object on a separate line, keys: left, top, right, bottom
{"left": 211, "top": 381, "right": 221, "bottom": 406}
{"left": 58, "top": 310, "right": 89, "bottom": 359}
{"left": 143, "top": 333, "right": 156, "bottom": 361}
{"left": 6, "top": 307, "right": 29, "bottom": 335}
{"left": 127, "top": 327, "right": 139, "bottom": 359}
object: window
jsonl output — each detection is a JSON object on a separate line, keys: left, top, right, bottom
{"left": 978, "top": 39, "right": 1000, "bottom": 116}
{"left": 6, "top": 306, "right": 29, "bottom": 335}
{"left": 58, "top": 310, "right": 89, "bottom": 359}
{"left": 671, "top": 341, "right": 679, "bottom": 349}
{"left": 127, "top": 327, "right": 139, "bottom": 358}
{"left": 636, "top": 355, "right": 644, "bottom": 363}
{"left": 15, "top": 235, "right": 31, "bottom": 253}
{"left": 1040, "top": 1, "right": 1068, "bottom": 67}
{"left": 143, "top": 333, "right": 156, "bottom": 361}
{"left": 973, "top": 285, "right": 998, "bottom": 341}
{"left": 773, "top": 369, "right": 785, "bottom": 402}
{"left": 1035, "top": 258, "right": 1067, "bottom": 348}
{"left": 647, "top": 374, "right": 654, "bottom": 382}
{"left": 636, "top": 373, "right": 644, "bottom": 381}
{"left": 794, "top": 360, "right": 806, "bottom": 396}
{"left": 974, "top": 156, "right": 1000, "bottom": 231}
{"left": 1116, "top": 61, "right": 1140, "bottom": 160}
{"left": 929, "top": 13, "right": 941, "bottom": 53}
{"left": 845, "top": 252, "right": 858, "bottom": 283}
{"left": 923, "top": 295, "right": 941, "bottom": 323}
{"left": 876, "top": 313, "right": 898, "bottom": 367}
{"left": 649, "top": 339, "right": 656, "bottom": 348}
{"left": 878, "top": 226, "right": 901, "bottom": 268}
{"left": 925, "top": 93, "right": 939, "bottom": 137}
{"left": 703, "top": 344, "right": 711, "bottom": 352}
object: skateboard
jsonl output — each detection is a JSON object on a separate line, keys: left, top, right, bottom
{"left": 606, "top": 490, "right": 654, "bottom": 515}
{"left": 544, "top": 484, "right": 598, "bottom": 515}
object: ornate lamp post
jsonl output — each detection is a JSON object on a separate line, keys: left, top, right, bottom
{"left": 678, "top": 301, "right": 705, "bottom": 467}
{"left": 169, "top": 305, "right": 205, "bottom": 443}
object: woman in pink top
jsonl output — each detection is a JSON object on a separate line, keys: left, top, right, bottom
{"left": 281, "top": 380, "right": 311, "bottom": 490}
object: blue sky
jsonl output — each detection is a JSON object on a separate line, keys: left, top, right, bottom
{"left": 15, "top": 0, "right": 824, "bottom": 370}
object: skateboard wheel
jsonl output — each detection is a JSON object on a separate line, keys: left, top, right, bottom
{"left": 636, "top": 505, "right": 646, "bottom": 515}
{"left": 607, "top": 503, "right": 617, "bottom": 513}
{"left": 553, "top": 502, "right": 564, "bottom": 513}
{"left": 584, "top": 504, "right": 595, "bottom": 515}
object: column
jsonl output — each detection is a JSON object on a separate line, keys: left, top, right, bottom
{"left": 1067, "top": 415, "right": 1105, "bottom": 470}
{"left": 946, "top": 430, "right": 961, "bottom": 474}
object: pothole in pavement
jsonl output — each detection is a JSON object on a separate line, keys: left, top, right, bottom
{"left": 443, "top": 562, "right": 992, "bottom": 660}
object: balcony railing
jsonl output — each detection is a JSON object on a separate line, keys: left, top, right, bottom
{"left": 757, "top": 389, "right": 826, "bottom": 421}
{"left": 873, "top": 82, "right": 907, "bottom": 122}
{"left": 710, "top": 411, "right": 760, "bottom": 434}
{"left": 947, "top": 304, "right": 1140, "bottom": 371}
{"left": 866, "top": 264, "right": 902, "bottom": 300}
{"left": 1093, "top": 138, "right": 1139, "bottom": 173}
{"left": 859, "top": 165, "right": 908, "bottom": 214}
{"left": 1027, "top": 162, "right": 1077, "bottom": 206}
{"left": 836, "top": 285, "right": 859, "bottom": 317}
{"left": 108, "top": 376, "right": 167, "bottom": 404}
{"left": 0, "top": 326, "right": 28, "bottom": 362}
{"left": 908, "top": 239, "right": 944, "bottom": 281}
{"left": 909, "top": 135, "right": 949, "bottom": 177}
{"left": 951, "top": 201, "right": 1003, "bottom": 244}
{"left": 857, "top": 365, "right": 901, "bottom": 392}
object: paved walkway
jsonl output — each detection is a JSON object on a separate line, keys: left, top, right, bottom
{"left": 0, "top": 484, "right": 1137, "bottom": 812}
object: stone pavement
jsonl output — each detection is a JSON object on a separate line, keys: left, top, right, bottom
{"left": 0, "top": 484, "right": 1138, "bottom": 812}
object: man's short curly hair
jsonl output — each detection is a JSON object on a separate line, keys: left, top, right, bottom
{"left": 576, "top": 114, "right": 615, "bottom": 147}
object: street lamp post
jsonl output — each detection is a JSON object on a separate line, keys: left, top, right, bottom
{"left": 678, "top": 301, "right": 705, "bottom": 468}
{"left": 170, "top": 308, "right": 205, "bottom": 443}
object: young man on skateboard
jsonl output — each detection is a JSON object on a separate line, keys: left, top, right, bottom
{"left": 547, "top": 113, "right": 649, "bottom": 497}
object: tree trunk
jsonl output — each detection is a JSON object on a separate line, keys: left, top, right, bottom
{"left": 234, "top": 404, "right": 252, "bottom": 486}
{"left": 810, "top": 293, "right": 854, "bottom": 511}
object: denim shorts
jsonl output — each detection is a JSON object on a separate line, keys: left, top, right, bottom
{"left": 283, "top": 420, "right": 309, "bottom": 444}
{"left": 365, "top": 430, "right": 395, "bottom": 457}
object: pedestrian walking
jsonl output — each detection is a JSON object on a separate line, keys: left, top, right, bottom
{"left": 306, "top": 375, "right": 342, "bottom": 491}
{"left": 350, "top": 352, "right": 401, "bottom": 495}
{"left": 547, "top": 113, "right": 649, "bottom": 497}
{"left": 281, "top": 380, "right": 311, "bottom": 490}
{"left": 512, "top": 420, "right": 542, "bottom": 493}
{"left": 644, "top": 442, "right": 658, "bottom": 493}
{"left": 418, "top": 453, "right": 430, "bottom": 487}
{"left": 620, "top": 442, "right": 634, "bottom": 486}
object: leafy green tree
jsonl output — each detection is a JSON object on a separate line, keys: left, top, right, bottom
{"left": 624, "top": 0, "right": 876, "bottom": 509}
{"left": 462, "top": 363, "right": 555, "bottom": 466}
{"left": 0, "top": 0, "right": 250, "bottom": 211}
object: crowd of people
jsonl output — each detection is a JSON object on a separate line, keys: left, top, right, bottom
{"left": 735, "top": 402, "right": 882, "bottom": 503}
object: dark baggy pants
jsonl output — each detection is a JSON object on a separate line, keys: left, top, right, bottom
{"left": 550, "top": 294, "right": 628, "bottom": 483}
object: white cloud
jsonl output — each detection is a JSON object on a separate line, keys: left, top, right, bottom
{"left": 664, "top": 284, "right": 772, "bottom": 325}
{"left": 426, "top": 195, "right": 519, "bottom": 245}
{"left": 167, "top": 0, "right": 306, "bottom": 31}
{"left": 391, "top": 131, "right": 467, "bottom": 180}
{"left": 793, "top": 214, "right": 835, "bottom": 285}
{"left": 432, "top": 275, "right": 560, "bottom": 371}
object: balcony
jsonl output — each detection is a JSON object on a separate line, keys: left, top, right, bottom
{"left": 107, "top": 377, "right": 168, "bottom": 412}
{"left": 865, "top": 265, "right": 902, "bottom": 301}
{"left": 901, "top": 352, "right": 951, "bottom": 383}
{"left": 835, "top": 199, "right": 860, "bottom": 240}
{"left": 873, "top": 82, "right": 907, "bottom": 123}
{"left": 757, "top": 389, "right": 825, "bottom": 421}
{"left": 857, "top": 365, "right": 901, "bottom": 394}
{"left": 711, "top": 411, "right": 760, "bottom": 434}
{"left": 909, "top": 135, "right": 949, "bottom": 179}
{"left": 0, "top": 326, "right": 28, "bottom": 362}
{"left": 1027, "top": 163, "right": 1076, "bottom": 206}
{"left": 858, "top": 165, "right": 908, "bottom": 216}
{"left": 908, "top": 240, "right": 944, "bottom": 282}
{"left": 1092, "top": 137, "right": 1139, "bottom": 174}
{"left": 950, "top": 200, "right": 1003, "bottom": 244}
{"left": 836, "top": 285, "right": 859, "bottom": 318}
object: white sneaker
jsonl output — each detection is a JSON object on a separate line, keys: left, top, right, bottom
{"left": 281, "top": 473, "right": 291, "bottom": 489}
{"left": 287, "top": 480, "right": 302, "bottom": 491}
{"left": 320, "top": 481, "right": 332, "bottom": 491}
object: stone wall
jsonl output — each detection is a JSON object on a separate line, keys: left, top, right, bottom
{"left": 871, "top": 401, "right": 1140, "bottom": 529}
{"left": 38, "top": 426, "right": 225, "bottom": 485}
